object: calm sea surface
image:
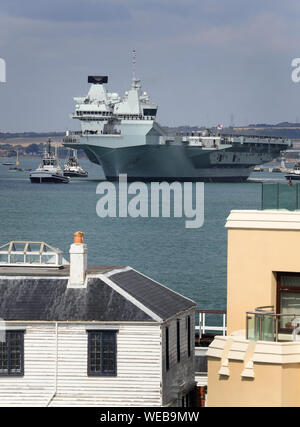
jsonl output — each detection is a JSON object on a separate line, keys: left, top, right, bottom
{"left": 0, "top": 157, "right": 285, "bottom": 311}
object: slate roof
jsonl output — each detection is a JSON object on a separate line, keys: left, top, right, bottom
{"left": 0, "top": 266, "right": 196, "bottom": 322}
{"left": 110, "top": 269, "right": 196, "bottom": 321}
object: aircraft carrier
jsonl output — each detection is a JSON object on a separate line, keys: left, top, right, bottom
{"left": 63, "top": 57, "right": 291, "bottom": 182}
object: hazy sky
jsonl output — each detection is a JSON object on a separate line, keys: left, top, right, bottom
{"left": 0, "top": 0, "right": 300, "bottom": 131}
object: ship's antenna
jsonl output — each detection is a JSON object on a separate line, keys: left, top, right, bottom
{"left": 132, "top": 49, "right": 136, "bottom": 82}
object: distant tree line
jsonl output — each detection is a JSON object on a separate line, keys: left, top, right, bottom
{"left": 0, "top": 142, "right": 86, "bottom": 159}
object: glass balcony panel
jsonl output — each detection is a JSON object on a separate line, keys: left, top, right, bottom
{"left": 246, "top": 310, "right": 300, "bottom": 342}
{"left": 262, "top": 184, "right": 278, "bottom": 209}
{"left": 278, "top": 183, "right": 297, "bottom": 210}
{"left": 261, "top": 315, "right": 275, "bottom": 341}
{"left": 247, "top": 314, "right": 255, "bottom": 341}
{"left": 261, "top": 183, "right": 300, "bottom": 211}
{"left": 255, "top": 315, "right": 261, "bottom": 340}
{"left": 247, "top": 314, "right": 261, "bottom": 341}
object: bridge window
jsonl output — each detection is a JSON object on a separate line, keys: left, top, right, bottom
{"left": 143, "top": 108, "right": 157, "bottom": 117}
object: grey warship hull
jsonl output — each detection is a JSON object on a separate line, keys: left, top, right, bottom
{"left": 64, "top": 133, "right": 288, "bottom": 182}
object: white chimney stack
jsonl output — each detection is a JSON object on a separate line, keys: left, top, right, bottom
{"left": 68, "top": 231, "right": 88, "bottom": 288}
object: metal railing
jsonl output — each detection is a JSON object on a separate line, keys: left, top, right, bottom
{"left": 246, "top": 305, "right": 300, "bottom": 342}
{"left": 194, "top": 309, "right": 226, "bottom": 379}
{"left": 195, "top": 309, "right": 227, "bottom": 345}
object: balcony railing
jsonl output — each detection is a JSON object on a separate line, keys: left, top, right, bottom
{"left": 194, "top": 310, "right": 226, "bottom": 381}
{"left": 195, "top": 309, "right": 227, "bottom": 346}
{"left": 261, "top": 182, "right": 300, "bottom": 210}
{"left": 246, "top": 306, "right": 300, "bottom": 342}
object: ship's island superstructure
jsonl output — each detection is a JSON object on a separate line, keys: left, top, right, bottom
{"left": 63, "top": 56, "right": 291, "bottom": 182}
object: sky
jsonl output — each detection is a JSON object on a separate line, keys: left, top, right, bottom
{"left": 0, "top": 0, "right": 300, "bottom": 131}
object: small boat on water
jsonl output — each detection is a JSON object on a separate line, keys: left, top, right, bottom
{"left": 63, "top": 149, "right": 88, "bottom": 177}
{"left": 2, "top": 162, "right": 14, "bottom": 166}
{"left": 9, "top": 150, "right": 23, "bottom": 171}
{"left": 30, "top": 140, "right": 69, "bottom": 184}
{"left": 285, "top": 162, "right": 300, "bottom": 181}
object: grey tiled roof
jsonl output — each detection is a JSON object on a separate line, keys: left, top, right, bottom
{"left": 110, "top": 269, "right": 196, "bottom": 321}
{"left": 0, "top": 267, "right": 196, "bottom": 322}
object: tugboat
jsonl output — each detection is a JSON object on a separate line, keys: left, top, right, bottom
{"left": 285, "top": 163, "right": 300, "bottom": 181}
{"left": 63, "top": 149, "right": 88, "bottom": 177}
{"left": 30, "top": 140, "right": 69, "bottom": 183}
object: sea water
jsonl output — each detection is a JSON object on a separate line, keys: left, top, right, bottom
{"left": 0, "top": 157, "right": 280, "bottom": 312}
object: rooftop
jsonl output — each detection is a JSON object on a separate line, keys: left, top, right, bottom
{"left": 0, "top": 267, "right": 195, "bottom": 323}
{"left": 0, "top": 265, "right": 118, "bottom": 277}
{"left": 0, "top": 235, "right": 196, "bottom": 323}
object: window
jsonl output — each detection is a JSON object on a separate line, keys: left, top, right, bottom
{"left": 187, "top": 316, "right": 191, "bottom": 358}
{"left": 87, "top": 330, "right": 117, "bottom": 376}
{"left": 165, "top": 327, "right": 169, "bottom": 371}
{"left": 0, "top": 331, "right": 24, "bottom": 376}
{"left": 277, "top": 273, "right": 300, "bottom": 329}
{"left": 143, "top": 108, "right": 157, "bottom": 117}
{"left": 177, "top": 320, "right": 181, "bottom": 363}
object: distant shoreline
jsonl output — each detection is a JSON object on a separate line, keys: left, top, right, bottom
{"left": 0, "top": 136, "right": 64, "bottom": 146}
{"left": 3, "top": 122, "right": 300, "bottom": 141}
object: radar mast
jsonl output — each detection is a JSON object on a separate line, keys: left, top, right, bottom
{"left": 131, "top": 49, "right": 141, "bottom": 89}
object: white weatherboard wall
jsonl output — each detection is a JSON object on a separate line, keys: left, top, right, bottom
{"left": 0, "top": 322, "right": 162, "bottom": 407}
{"left": 0, "top": 325, "right": 56, "bottom": 406}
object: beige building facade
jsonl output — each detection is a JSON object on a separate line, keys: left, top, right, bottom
{"left": 207, "top": 210, "right": 300, "bottom": 407}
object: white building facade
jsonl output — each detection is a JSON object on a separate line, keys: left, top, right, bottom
{"left": 0, "top": 238, "right": 196, "bottom": 407}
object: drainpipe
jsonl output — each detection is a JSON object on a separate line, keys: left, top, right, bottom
{"left": 46, "top": 322, "right": 58, "bottom": 407}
